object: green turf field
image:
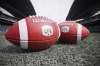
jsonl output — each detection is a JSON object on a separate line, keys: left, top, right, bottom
{"left": 0, "top": 32, "right": 12, "bottom": 48}
{"left": 0, "top": 32, "right": 100, "bottom": 66}
{"left": 0, "top": 33, "right": 7, "bottom": 48}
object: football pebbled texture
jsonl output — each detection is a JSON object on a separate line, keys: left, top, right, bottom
{"left": 5, "top": 16, "right": 60, "bottom": 50}
{"left": 58, "top": 21, "right": 90, "bottom": 43}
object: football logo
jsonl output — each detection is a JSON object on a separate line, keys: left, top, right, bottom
{"left": 42, "top": 25, "right": 53, "bottom": 36}
{"left": 61, "top": 26, "right": 69, "bottom": 32}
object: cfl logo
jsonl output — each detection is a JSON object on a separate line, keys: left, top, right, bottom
{"left": 42, "top": 25, "right": 53, "bottom": 36}
{"left": 61, "top": 26, "right": 69, "bottom": 33}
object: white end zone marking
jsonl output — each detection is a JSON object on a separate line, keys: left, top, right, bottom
{"left": 18, "top": 19, "right": 28, "bottom": 49}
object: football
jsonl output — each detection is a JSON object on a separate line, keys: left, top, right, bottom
{"left": 5, "top": 16, "right": 60, "bottom": 50}
{"left": 58, "top": 21, "right": 90, "bottom": 43}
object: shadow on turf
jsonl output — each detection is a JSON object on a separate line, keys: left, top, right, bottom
{"left": 57, "top": 40, "right": 78, "bottom": 45}
{"left": 0, "top": 45, "right": 50, "bottom": 54}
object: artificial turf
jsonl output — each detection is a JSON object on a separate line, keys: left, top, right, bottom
{"left": 0, "top": 32, "right": 100, "bottom": 66}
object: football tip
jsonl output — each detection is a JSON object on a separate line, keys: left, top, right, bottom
{"left": 82, "top": 26, "right": 90, "bottom": 39}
